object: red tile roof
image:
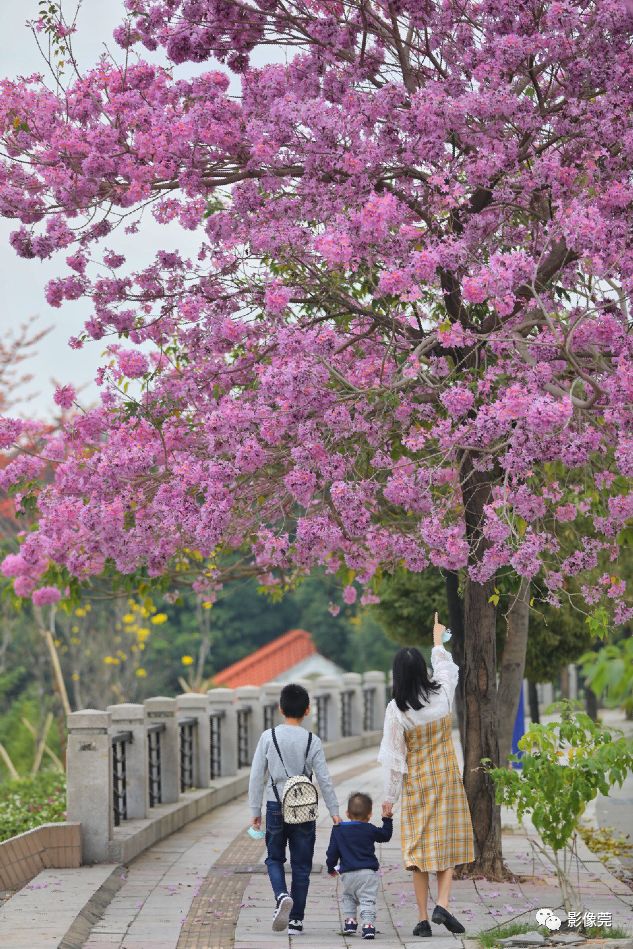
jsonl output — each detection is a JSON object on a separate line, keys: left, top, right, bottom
{"left": 213, "top": 628, "right": 317, "bottom": 689}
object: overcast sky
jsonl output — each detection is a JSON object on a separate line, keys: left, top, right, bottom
{"left": 1, "top": 2, "right": 124, "bottom": 416}
{"left": 0, "top": 1, "right": 273, "bottom": 418}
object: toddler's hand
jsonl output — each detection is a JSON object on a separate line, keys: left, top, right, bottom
{"left": 328, "top": 869, "right": 338, "bottom": 877}
{"left": 381, "top": 802, "right": 393, "bottom": 818}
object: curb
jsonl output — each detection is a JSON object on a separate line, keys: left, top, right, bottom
{"left": 500, "top": 818, "right": 631, "bottom": 901}
{"left": 572, "top": 834, "right": 633, "bottom": 898}
{"left": 58, "top": 864, "right": 126, "bottom": 949}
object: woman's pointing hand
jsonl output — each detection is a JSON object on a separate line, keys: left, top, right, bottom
{"left": 433, "top": 611, "right": 446, "bottom": 647}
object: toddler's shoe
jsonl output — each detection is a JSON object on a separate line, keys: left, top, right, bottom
{"left": 272, "top": 893, "right": 293, "bottom": 932}
{"left": 362, "top": 923, "right": 376, "bottom": 940}
{"left": 288, "top": 919, "right": 303, "bottom": 934}
{"left": 343, "top": 918, "right": 358, "bottom": 935}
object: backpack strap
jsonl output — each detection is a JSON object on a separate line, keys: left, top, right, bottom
{"left": 271, "top": 727, "right": 291, "bottom": 777}
{"left": 304, "top": 732, "right": 313, "bottom": 779}
{"left": 270, "top": 729, "right": 315, "bottom": 801}
{"left": 270, "top": 726, "right": 289, "bottom": 804}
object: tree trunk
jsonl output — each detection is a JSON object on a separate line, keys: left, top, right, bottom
{"left": 584, "top": 686, "right": 598, "bottom": 722}
{"left": 34, "top": 606, "right": 71, "bottom": 757}
{"left": 460, "top": 455, "right": 504, "bottom": 878}
{"left": 497, "top": 577, "right": 530, "bottom": 766}
{"left": 444, "top": 569, "right": 465, "bottom": 748}
{"left": 528, "top": 680, "right": 540, "bottom": 724}
{"left": 560, "top": 665, "right": 570, "bottom": 699}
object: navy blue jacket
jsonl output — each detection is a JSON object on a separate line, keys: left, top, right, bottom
{"left": 326, "top": 818, "right": 393, "bottom": 873}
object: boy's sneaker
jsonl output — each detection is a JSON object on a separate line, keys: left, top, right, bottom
{"left": 288, "top": 919, "right": 303, "bottom": 934}
{"left": 272, "top": 893, "right": 293, "bottom": 932}
{"left": 362, "top": 923, "right": 376, "bottom": 940}
{"left": 343, "top": 918, "right": 358, "bottom": 935}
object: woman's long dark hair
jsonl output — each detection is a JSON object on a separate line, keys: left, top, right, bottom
{"left": 392, "top": 647, "right": 441, "bottom": 712}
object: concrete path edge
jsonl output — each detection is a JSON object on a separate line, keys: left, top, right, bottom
{"left": 59, "top": 865, "right": 127, "bottom": 949}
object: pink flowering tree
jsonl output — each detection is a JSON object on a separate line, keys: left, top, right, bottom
{"left": 2, "top": 1, "right": 633, "bottom": 875}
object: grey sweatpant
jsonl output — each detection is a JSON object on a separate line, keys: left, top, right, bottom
{"left": 340, "top": 869, "right": 379, "bottom": 924}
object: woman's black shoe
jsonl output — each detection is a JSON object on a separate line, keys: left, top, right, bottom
{"left": 432, "top": 905, "right": 466, "bottom": 934}
{"left": 413, "top": 920, "right": 432, "bottom": 936}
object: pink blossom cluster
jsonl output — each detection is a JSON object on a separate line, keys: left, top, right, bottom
{"left": 0, "top": 0, "right": 631, "bottom": 621}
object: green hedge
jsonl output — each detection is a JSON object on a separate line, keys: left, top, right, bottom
{"left": 0, "top": 772, "right": 66, "bottom": 843}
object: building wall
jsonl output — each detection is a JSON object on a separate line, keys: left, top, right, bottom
{"left": 274, "top": 654, "right": 344, "bottom": 682}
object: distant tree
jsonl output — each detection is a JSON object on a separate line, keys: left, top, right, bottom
{"left": 372, "top": 568, "right": 446, "bottom": 648}
{"left": 348, "top": 612, "right": 398, "bottom": 676}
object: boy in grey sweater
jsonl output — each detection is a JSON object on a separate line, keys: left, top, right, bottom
{"left": 249, "top": 683, "right": 340, "bottom": 934}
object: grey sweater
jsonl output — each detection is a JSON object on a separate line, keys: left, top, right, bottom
{"left": 248, "top": 724, "right": 339, "bottom": 818}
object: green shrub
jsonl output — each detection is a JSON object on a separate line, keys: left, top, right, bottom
{"left": 487, "top": 702, "right": 633, "bottom": 913}
{"left": 580, "top": 638, "right": 633, "bottom": 718}
{"left": 0, "top": 772, "right": 66, "bottom": 843}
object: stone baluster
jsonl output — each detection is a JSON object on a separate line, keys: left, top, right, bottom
{"left": 341, "top": 672, "right": 363, "bottom": 737}
{"left": 66, "top": 709, "right": 112, "bottom": 863}
{"left": 177, "top": 693, "right": 211, "bottom": 789}
{"left": 144, "top": 697, "right": 179, "bottom": 804}
{"left": 107, "top": 703, "right": 148, "bottom": 820}
{"left": 208, "top": 688, "right": 238, "bottom": 778}
{"left": 362, "top": 671, "right": 387, "bottom": 732}
{"left": 260, "top": 682, "right": 283, "bottom": 730}
{"left": 234, "top": 685, "right": 265, "bottom": 767}
{"left": 312, "top": 676, "right": 342, "bottom": 744}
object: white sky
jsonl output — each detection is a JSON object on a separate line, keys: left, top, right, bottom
{"left": 1, "top": 1, "right": 125, "bottom": 417}
{"left": 0, "top": 1, "right": 277, "bottom": 418}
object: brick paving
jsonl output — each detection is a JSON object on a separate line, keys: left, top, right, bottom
{"left": 177, "top": 833, "right": 264, "bottom": 949}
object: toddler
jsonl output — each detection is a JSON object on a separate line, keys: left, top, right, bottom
{"left": 326, "top": 791, "right": 393, "bottom": 940}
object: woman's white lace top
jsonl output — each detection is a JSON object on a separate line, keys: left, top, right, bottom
{"left": 377, "top": 646, "right": 460, "bottom": 804}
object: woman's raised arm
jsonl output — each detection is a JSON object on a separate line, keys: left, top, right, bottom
{"left": 431, "top": 612, "right": 459, "bottom": 699}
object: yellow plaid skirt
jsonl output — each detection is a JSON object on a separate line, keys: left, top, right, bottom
{"left": 401, "top": 715, "right": 474, "bottom": 872}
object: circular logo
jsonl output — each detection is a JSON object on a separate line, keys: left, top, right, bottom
{"left": 535, "top": 908, "right": 562, "bottom": 930}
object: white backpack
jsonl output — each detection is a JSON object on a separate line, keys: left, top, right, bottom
{"left": 270, "top": 728, "right": 319, "bottom": 824}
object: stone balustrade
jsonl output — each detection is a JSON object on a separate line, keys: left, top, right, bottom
{"left": 66, "top": 672, "right": 388, "bottom": 865}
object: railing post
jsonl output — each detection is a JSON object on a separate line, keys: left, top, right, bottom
{"left": 67, "top": 709, "right": 112, "bottom": 863}
{"left": 144, "top": 697, "right": 179, "bottom": 804}
{"left": 312, "top": 677, "right": 342, "bottom": 744}
{"left": 107, "top": 703, "right": 148, "bottom": 820}
{"left": 341, "top": 672, "right": 363, "bottom": 737}
{"left": 177, "top": 693, "right": 210, "bottom": 789}
{"left": 208, "top": 687, "right": 237, "bottom": 778}
{"left": 234, "top": 686, "right": 264, "bottom": 767}
{"left": 362, "top": 671, "right": 387, "bottom": 732}
{"left": 260, "top": 682, "right": 283, "bottom": 731}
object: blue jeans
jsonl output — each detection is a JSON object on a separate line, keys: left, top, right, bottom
{"left": 265, "top": 801, "right": 316, "bottom": 921}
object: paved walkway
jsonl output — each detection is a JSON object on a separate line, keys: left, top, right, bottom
{"left": 71, "top": 739, "right": 633, "bottom": 949}
{"left": 594, "top": 714, "right": 633, "bottom": 875}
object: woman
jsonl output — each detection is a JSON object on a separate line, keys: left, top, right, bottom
{"left": 378, "top": 613, "right": 474, "bottom": 938}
